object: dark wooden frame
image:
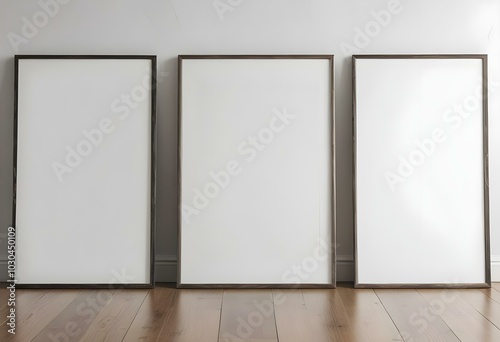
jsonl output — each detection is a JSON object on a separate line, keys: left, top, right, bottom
{"left": 13, "top": 55, "right": 157, "bottom": 289}
{"left": 352, "top": 54, "right": 491, "bottom": 289}
{"left": 177, "top": 55, "right": 336, "bottom": 288}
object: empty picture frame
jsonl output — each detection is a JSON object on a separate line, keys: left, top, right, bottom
{"left": 14, "top": 55, "right": 156, "bottom": 288}
{"left": 178, "top": 55, "right": 335, "bottom": 287}
{"left": 353, "top": 55, "right": 490, "bottom": 288}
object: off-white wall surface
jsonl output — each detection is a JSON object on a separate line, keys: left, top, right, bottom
{"left": 0, "top": 0, "right": 499, "bottom": 281}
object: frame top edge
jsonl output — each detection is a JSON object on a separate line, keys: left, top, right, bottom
{"left": 15, "top": 55, "right": 157, "bottom": 60}
{"left": 352, "top": 54, "right": 487, "bottom": 60}
{"left": 178, "top": 54, "right": 334, "bottom": 60}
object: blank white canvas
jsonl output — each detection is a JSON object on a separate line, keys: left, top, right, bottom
{"left": 180, "top": 58, "right": 333, "bottom": 285}
{"left": 15, "top": 58, "right": 152, "bottom": 284}
{"left": 355, "top": 57, "right": 486, "bottom": 285}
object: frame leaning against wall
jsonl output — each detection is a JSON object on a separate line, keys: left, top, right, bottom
{"left": 177, "top": 55, "right": 336, "bottom": 288}
{"left": 353, "top": 54, "right": 490, "bottom": 288}
{"left": 13, "top": 55, "right": 157, "bottom": 288}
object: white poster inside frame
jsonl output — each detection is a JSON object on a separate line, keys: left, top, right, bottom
{"left": 14, "top": 55, "right": 156, "bottom": 287}
{"left": 178, "top": 55, "right": 335, "bottom": 287}
{"left": 353, "top": 55, "right": 490, "bottom": 288}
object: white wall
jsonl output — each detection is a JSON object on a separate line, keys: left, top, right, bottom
{"left": 0, "top": 0, "right": 498, "bottom": 282}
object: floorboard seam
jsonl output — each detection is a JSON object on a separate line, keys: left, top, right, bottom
{"left": 216, "top": 289, "right": 225, "bottom": 342}
{"left": 415, "top": 290, "right": 463, "bottom": 342}
{"left": 120, "top": 289, "right": 151, "bottom": 342}
{"left": 373, "top": 289, "right": 405, "bottom": 342}
{"left": 271, "top": 289, "right": 280, "bottom": 342}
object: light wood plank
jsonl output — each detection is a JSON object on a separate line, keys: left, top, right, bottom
{"left": 0, "top": 289, "right": 57, "bottom": 337}
{"left": 272, "top": 289, "right": 315, "bottom": 342}
{"left": 0, "top": 287, "right": 8, "bottom": 306}
{"left": 336, "top": 285, "right": 403, "bottom": 341}
{"left": 79, "top": 289, "right": 147, "bottom": 341}
{"left": 219, "top": 289, "right": 277, "bottom": 342}
{"left": 0, "top": 286, "right": 13, "bottom": 326}
{"left": 455, "top": 289, "right": 500, "bottom": 329}
{"left": 419, "top": 288, "right": 500, "bottom": 342}
{"left": 301, "top": 289, "right": 354, "bottom": 342}
{"left": 0, "top": 288, "right": 44, "bottom": 342}
{"left": 122, "top": 286, "right": 177, "bottom": 341}
{"left": 0, "top": 289, "right": 48, "bottom": 326}
{"left": 2, "top": 286, "right": 498, "bottom": 342}
{"left": 492, "top": 283, "right": 500, "bottom": 293}
{"left": 31, "top": 289, "right": 115, "bottom": 342}
{"left": 0, "top": 289, "right": 81, "bottom": 342}
{"left": 156, "top": 289, "right": 223, "bottom": 342}
{"left": 481, "top": 287, "right": 500, "bottom": 305}
{"left": 375, "top": 289, "right": 459, "bottom": 342}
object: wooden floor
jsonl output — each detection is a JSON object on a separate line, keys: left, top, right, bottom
{"left": 1, "top": 283, "right": 500, "bottom": 341}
